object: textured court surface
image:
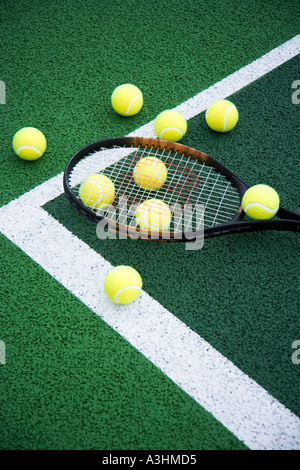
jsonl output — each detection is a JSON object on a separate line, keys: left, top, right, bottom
{"left": 0, "top": 0, "right": 299, "bottom": 451}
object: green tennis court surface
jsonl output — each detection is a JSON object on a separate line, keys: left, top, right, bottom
{"left": 0, "top": 0, "right": 299, "bottom": 451}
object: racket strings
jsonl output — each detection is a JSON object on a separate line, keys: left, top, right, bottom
{"left": 69, "top": 144, "right": 241, "bottom": 231}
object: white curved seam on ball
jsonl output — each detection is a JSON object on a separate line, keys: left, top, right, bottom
{"left": 122, "top": 94, "right": 142, "bottom": 115}
{"left": 223, "top": 106, "right": 235, "bottom": 131}
{"left": 105, "top": 265, "right": 125, "bottom": 282}
{"left": 111, "top": 85, "right": 122, "bottom": 99}
{"left": 106, "top": 265, "right": 124, "bottom": 278}
{"left": 153, "top": 159, "right": 165, "bottom": 183}
{"left": 85, "top": 181, "right": 103, "bottom": 207}
{"left": 16, "top": 145, "right": 42, "bottom": 156}
{"left": 142, "top": 206, "right": 152, "bottom": 229}
{"left": 140, "top": 202, "right": 156, "bottom": 230}
{"left": 244, "top": 202, "right": 279, "bottom": 213}
{"left": 115, "top": 285, "right": 141, "bottom": 303}
{"left": 160, "top": 127, "right": 183, "bottom": 139}
{"left": 134, "top": 159, "right": 165, "bottom": 188}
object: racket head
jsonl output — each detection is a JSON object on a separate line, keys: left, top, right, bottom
{"left": 63, "top": 136, "right": 248, "bottom": 241}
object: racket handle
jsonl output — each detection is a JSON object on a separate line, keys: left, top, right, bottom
{"left": 204, "top": 217, "right": 300, "bottom": 239}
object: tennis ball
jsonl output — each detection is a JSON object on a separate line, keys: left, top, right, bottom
{"left": 111, "top": 83, "right": 143, "bottom": 116}
{"left": 79, "top": 174, "right": 115, "bottom": 210}
{"left": 205, "top": 99, "right": 239, "bottom": 132}
{"left": 104, "top": 265, "right": 143, "bottom": 304}
{"left": 133, "top": 156, "right": 167, "bottom": 190}
{"left": 12, "top": 127, "right": 47, "bottom": 160}
{"left": 135, "top": 199, "right": 172, "bottom": 231}
{"left": 242, "top": 184, "right": 280, "bottom": 220}
{"left": 154, "top": 110, "right": 187, "bottom": 142}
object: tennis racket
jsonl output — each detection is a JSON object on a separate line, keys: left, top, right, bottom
{"left": 63, "top": 136, "right": 300, "bottom": 242}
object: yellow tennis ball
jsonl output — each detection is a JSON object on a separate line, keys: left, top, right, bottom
{"left": 205, "top": 99, "right": 239, "bottom": 132}
{"left": 12, "top": 127, "right": 47, "bottom": 160}
{"left": 242, "top": 184, "right": 280, "bottom": 220}
{"left": 133, "top": 156, "right": 167, "bottom": 190}
{"left": 135, "top": 199, "right": 172, "bottom": 231}
{"left": 79, "top": 174, "right": 115, "bottom": 210}
{"left": 154, "top": 110, "right": 187, "bottom": 142}
{"left": 111, "top": 83, "right": 143, "bottom": 116}
{"left": 104, "top": 265, "right": 143, "bottom": 304}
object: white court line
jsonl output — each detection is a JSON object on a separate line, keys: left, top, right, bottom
{"left": 0, "top": 35, "right": 300, "bottom": 450}
{"left": 129, "top": 34, "right": 300, "bottom": 136}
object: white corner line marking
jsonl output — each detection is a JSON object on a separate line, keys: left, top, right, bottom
{"left": 0, "top": 35, "right": 300, "bottom": 450}
{"left": 0, "top": 198, "right": 299, "bottom": 451}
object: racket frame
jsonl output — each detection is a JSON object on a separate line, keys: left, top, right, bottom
{"left": 63, "top": 136, "right": 300, "bottom": 241}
